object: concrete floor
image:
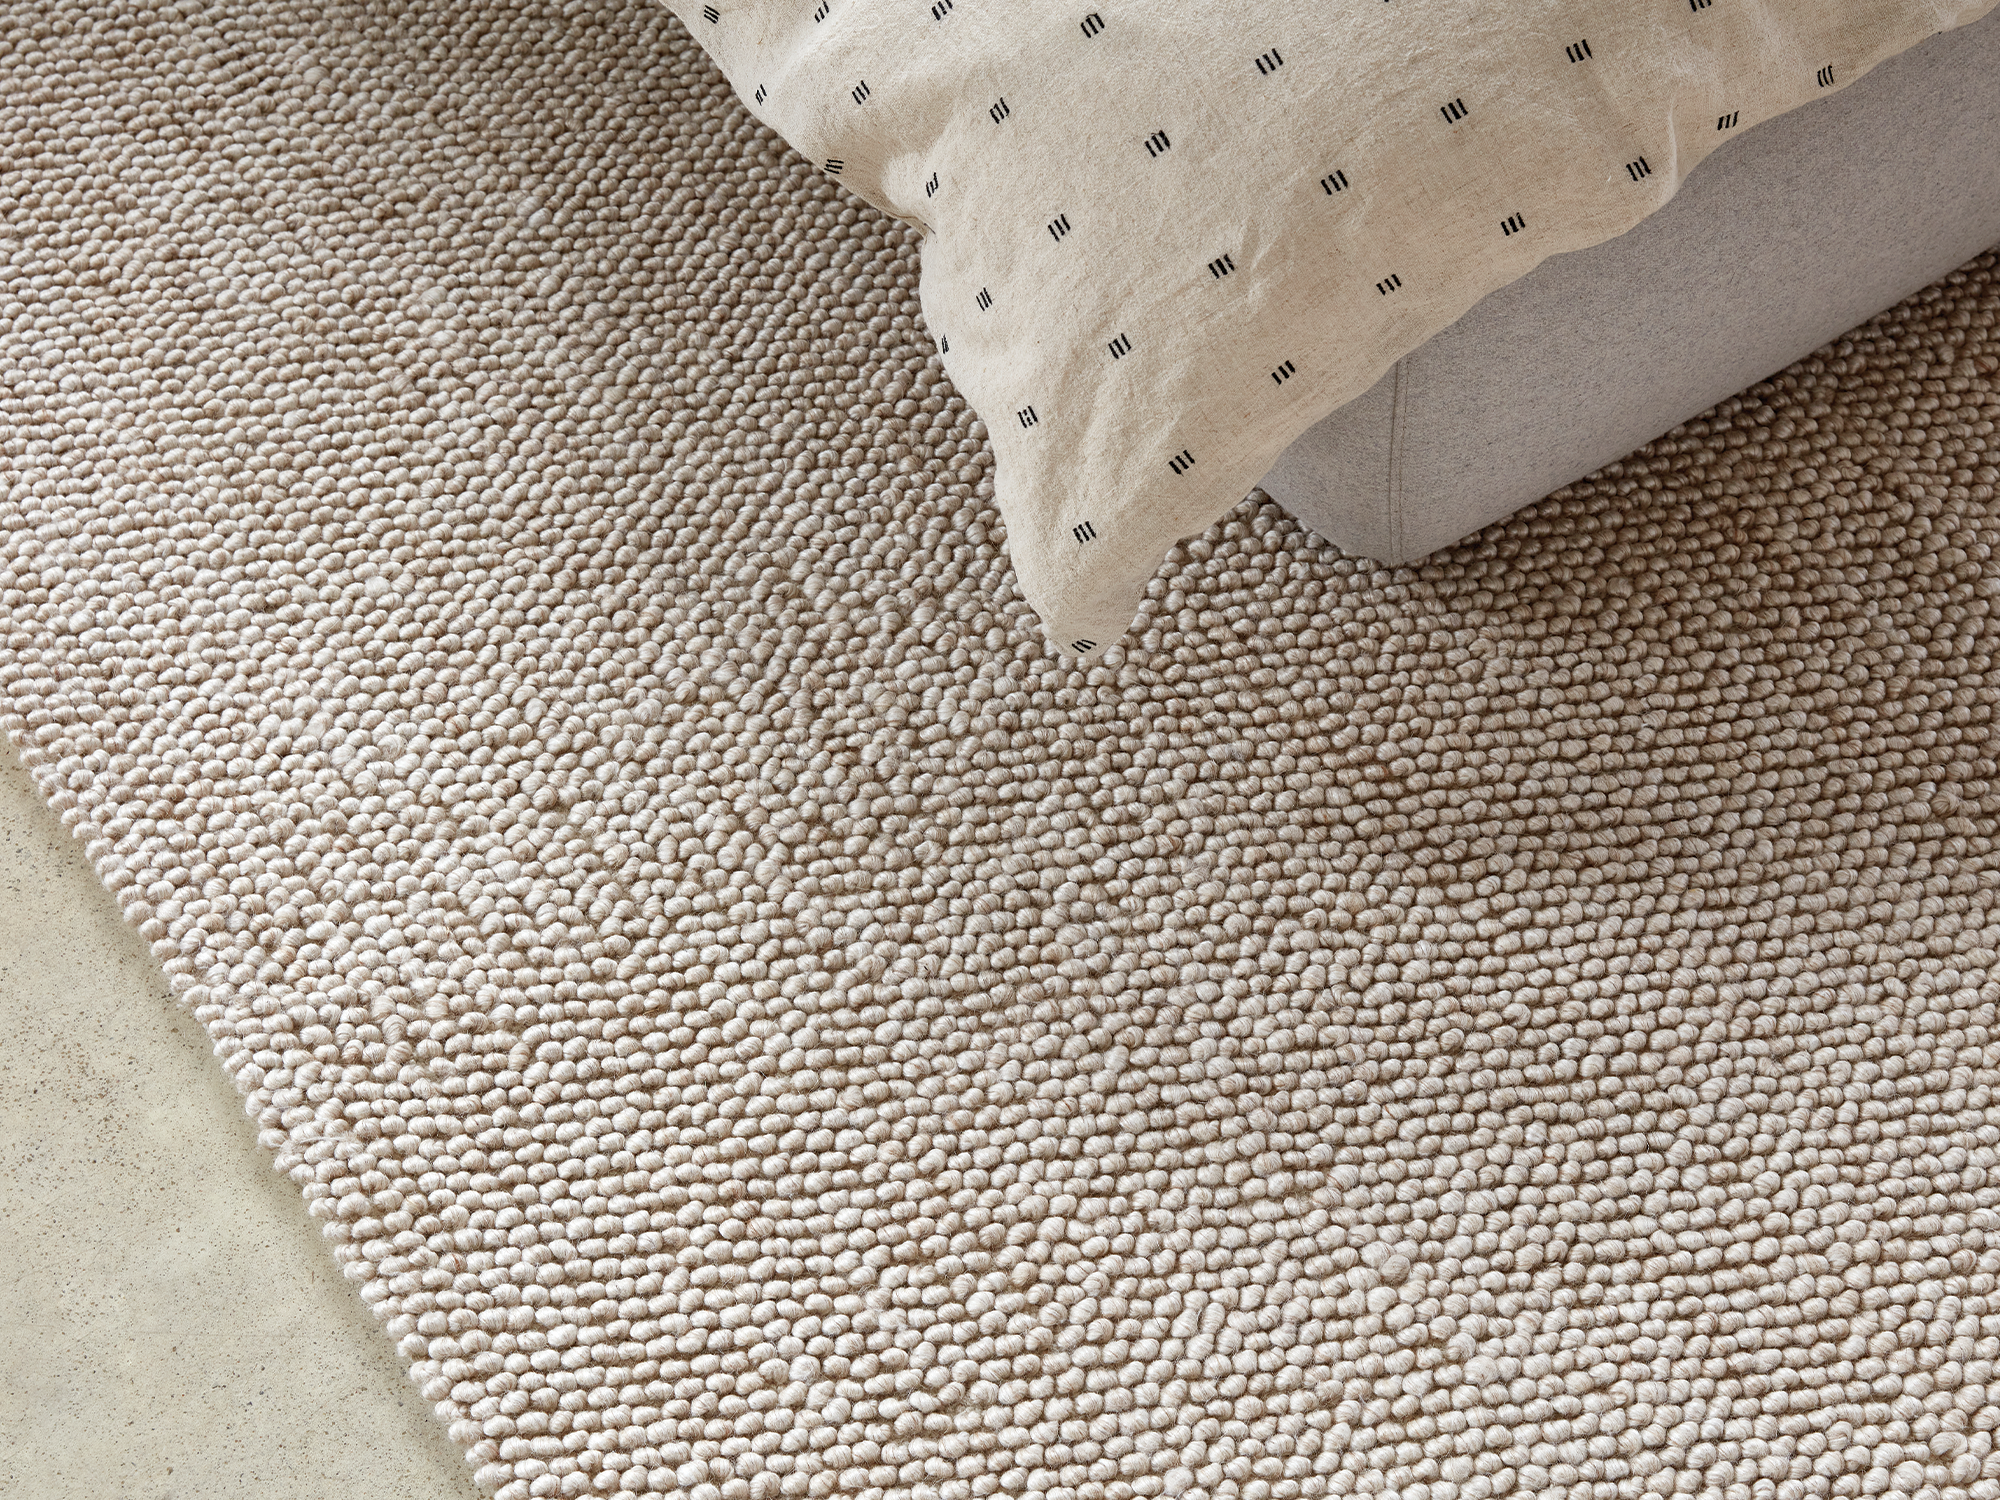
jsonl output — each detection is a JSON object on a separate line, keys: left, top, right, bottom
{"left": 0, "top": 745, "right": 482, "bottom": 1499}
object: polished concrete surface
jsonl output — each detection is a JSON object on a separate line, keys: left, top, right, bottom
{"left": 0, "top": 745, "right": 481, "bottom": 1499}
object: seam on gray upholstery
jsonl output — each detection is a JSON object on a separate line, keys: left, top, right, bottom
{"left": 1386, "top": 357, "right": 1409, "bottom": 564}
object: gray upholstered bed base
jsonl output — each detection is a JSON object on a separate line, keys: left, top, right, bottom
{"left": 1256, "top": 6, "right": 2000, "bottom": 565}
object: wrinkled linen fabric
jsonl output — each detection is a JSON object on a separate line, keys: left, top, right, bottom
{"left": 666, "top": 0, "right": 1998, "bottom": 658}
{"left": 4, "top": 5, "right": 2000, "bottom": 1500}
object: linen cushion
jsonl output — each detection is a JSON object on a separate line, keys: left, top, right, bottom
{"left": 661, "top": 0, "right": 1997, "bottom": 659}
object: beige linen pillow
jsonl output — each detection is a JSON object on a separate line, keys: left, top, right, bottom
{"left": 661, "top": 0, "right": 1996, "bottom": 660}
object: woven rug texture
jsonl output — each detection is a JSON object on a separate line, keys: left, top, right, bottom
{"left": 5, "top": 4, "right": 2000, "bottom": 1500}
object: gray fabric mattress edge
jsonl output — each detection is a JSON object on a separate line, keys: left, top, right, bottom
{"left": 1256, "top": 6, "right": 2000, "bottom": 565}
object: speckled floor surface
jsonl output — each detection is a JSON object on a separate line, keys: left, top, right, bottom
{"left": 0, "top": 744, "right": 479, "bottom": 1500}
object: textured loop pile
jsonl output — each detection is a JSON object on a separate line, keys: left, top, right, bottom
{"left": 3, "top": 5, "right": 2000, "bottom": 1500}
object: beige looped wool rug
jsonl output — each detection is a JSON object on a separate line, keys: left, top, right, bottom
{"left": 4, "top": 4, "right": 2000, "bottom": 1500}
